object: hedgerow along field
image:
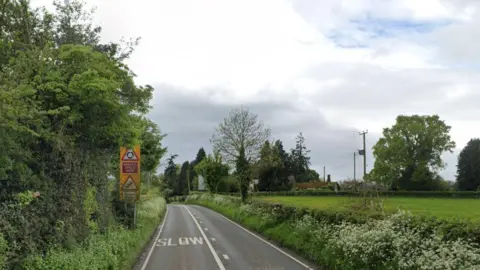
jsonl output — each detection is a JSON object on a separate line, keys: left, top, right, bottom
{"left": 257, "top": 195, "right": 480, "bottom": 221}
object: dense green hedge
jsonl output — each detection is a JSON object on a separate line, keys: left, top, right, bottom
{"left": 218, "top": 190, "right": 480, "bottom": 198}
{"left": 22, "top": 196, "right": 166, "bottom": 270}
{"left": 181, "top": 193, "right": 480, "bottom": 269}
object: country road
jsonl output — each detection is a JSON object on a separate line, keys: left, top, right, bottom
{"left": 139, "top": 205, "right": 317, "bottom": 270}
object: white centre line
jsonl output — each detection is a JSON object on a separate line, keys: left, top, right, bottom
{"left": 184, "top": 206, "right": 226, "bottom": 270}
{"left": 222, "top": 254, "right": 230, "bottom": 260}
{"left": 204, "top": 228, "right": 208, "bottom": 231}
{"left": 141, "top": 206, "right": 169, "bottom": 270}
{"left": 211, "top": 238, "right": 216, "bottom": 241}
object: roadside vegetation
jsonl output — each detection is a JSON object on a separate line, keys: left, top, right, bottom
{"left": 167, "top": 104, "right": 480, "bottom": 269}
{"left": 1, "top": 1, "right": 167, "bottom": 269}
{"left": 180, "top": 193, "right": 480, "bottom": 270}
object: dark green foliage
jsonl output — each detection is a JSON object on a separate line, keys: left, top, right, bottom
{"left": 456, "top": 138, "right": 480, "bottom": 191}
{"left": 370, "top": 115, "right": 456, "bottom": 190}
{"left": 178, "top": 161, "right": 190, "bottom": 195}
{"left": 289, "top": 133, "right": 312, "bottom": 182}
{"left": 257, "top": 140, "right": 292, "bottom": 191}
{"left": 194, "top": 153, "right": 229, "bottom": 193}
{"left": 0, "top": 1, "right": 165, "bottom": 268}
{"left": 164, "top": 154, "right": 178, "bottom": 195}
{"left": 189, "top": 147, "right": 207, "bottom": 190}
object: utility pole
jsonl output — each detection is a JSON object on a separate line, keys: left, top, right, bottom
{"left": 323, "top": 166, "right": 326, "bottom": 182}
{"left": 358, "top": 130, "right": 368, "bottom": 179}
{"left": 353, "top": 151, "right": 356, "bottom": 181}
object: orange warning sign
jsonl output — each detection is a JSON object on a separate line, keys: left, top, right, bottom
{"left": 120, "top": 145, "right": 140, "bottom": 202}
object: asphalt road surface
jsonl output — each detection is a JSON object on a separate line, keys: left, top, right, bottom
{"left": 140, "top": 204, "right": 316, "bottom": 270}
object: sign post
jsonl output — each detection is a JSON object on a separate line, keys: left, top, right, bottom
{"left": 120, "top": 145, "right": 141, "bottom": 228}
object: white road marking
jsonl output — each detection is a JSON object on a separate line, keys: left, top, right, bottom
{"left": 203, "top": 207, "right": 314, "bottom": 270}
{"left": 184, "top": 206, "right": 226, "bottom": 270}
{"left": 141, "top": 206, "right": 169, "bottom": 270}
{"left": 199, "top": 221, "right": 203, "bottom": 223}
{"left": 222, "top": 254, "right": 230, "bottom": 260}
{"left": 211, "top": 238, "right": 216, "bottom": 241}
{"left": 204, "top": 227, "right": 208, "bottom": 231}
{"left": 156, "top": 237, "right": 204, "bottom": 246}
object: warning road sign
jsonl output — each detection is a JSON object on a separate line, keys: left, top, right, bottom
{"left": 122, "top": 149, "right": 139, "bottom": 161}
{"left": 120, "top": 145, "right": 140, "bottom": 202}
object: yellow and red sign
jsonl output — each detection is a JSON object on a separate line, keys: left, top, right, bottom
{"left": 120, "top": 145, "right": 141, "bottom": 202}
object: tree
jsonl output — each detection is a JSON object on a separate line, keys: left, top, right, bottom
{"left": 456, "top": 138, "right": 480, "bottom": 191}
{"left": 370, "top": 115, "right": 456, "bottom": 190}
{"left": 255, "top": 140, "right": 291, "bottom": 191}
{"left": 194, "top": 153, "right": 229, "bottom": 193}
{"left": 140, "top": 119, "right": 167, "bottom": 186}
{"left": 178, "top": 161, "right": 190, "bottom": 195}
{"left": 290, "top": 133, "right": 312, "bottom": 182}
{"left": 189, "top": 147, "right": 206, "bottom": 189}
{"left": 164, "top": 154, "right": 178, "bottom": 194}
{"left": 0, "top": 0, "right": 160, "bottom": 267}
{"left": 236, "top": 145, "right": 251, "bottom": 202}
{"left": 211, "top": 107, "right": 271, "bottom": 164}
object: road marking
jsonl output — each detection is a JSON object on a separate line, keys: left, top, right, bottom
{"left": 184, "top": 206, "right": 226, "bottom": 270}
{"left": 156, "top": 237, "right": 204, "bottom": 247}
{"left": 141, "top": 206, "right": 169, "bottom": 270}
{"left": 199, "top": 221, "right": 203, "bottom": 223}
{"left": 204, "top": 227, "right": 208, "bottom": 231}
{"left": 211, "top": 238, "right": 216, "bottom": 241}
{"left": 201, "top": 207, "right": 314, "bottom": 270}
{"left": 222, "top": 254, "right": 230, "bottom": 260}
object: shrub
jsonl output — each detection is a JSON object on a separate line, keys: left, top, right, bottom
{"left": 22, "top": 196, "right": 166, "bottom": 270}
{"left": 185, "top": 194, "right": 480, "bottom": 270}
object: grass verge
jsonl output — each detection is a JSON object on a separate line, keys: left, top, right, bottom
{"left": 182, "top": 193, "right": 480, "bottom": 270}
{"left": 22, "top": 195, "right": 166, "bottom": 270}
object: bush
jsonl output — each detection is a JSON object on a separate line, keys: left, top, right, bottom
{"left": 22, "top": 196, "right": 166, "bottom": 270}
{"left": 220, "top": 190, "right": 480, "bottom": 198}
{"left": 185, "top": 193, "right": 480, "bottom": 270}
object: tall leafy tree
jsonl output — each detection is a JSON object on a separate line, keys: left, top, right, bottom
{"left": 164, "top": 154, "right": 178, "bottom": 194}
{"left": 177, "top": 161, "right": 190, "bottom": 195}
{"left": 140, "top": 119, "right": 167, "bottom": 173}
{"left": 456, "top": 138, "right": 480, "bottom": 191}
{"left": 370, "top": 115, "right": 455, "bottom": 190}
{"left": 0, "top": 0, "right": 159, "bottom": 267}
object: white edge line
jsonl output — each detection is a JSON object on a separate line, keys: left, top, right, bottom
{"left": 184, "top": 206, "right": 226, "bottom": 270}
{"left": 141, "top": 205, "right": 169, "bottom": 270}
{"left": 196, "top": 206, "right": 314, "bottom": 270}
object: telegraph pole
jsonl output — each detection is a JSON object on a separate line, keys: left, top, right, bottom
{"left": 359, "top": 130, "right": 368, "bottom": 179}
{"left": 353, "top": 151, "right": 356, "bottom": 181}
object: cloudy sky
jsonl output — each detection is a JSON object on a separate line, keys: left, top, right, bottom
{"left": 36, "top": 0, "right": 480, "bottom": 180}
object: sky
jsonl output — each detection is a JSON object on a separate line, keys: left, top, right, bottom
{"left": 34, "top": 0, "right": 480, "bottom": 181}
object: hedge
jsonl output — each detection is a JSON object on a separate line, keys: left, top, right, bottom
{"left": 179, "top": 193, "right": 480, "bottom": 269}
{"left": 218, "top": 190, "right": 480, "bottom": 198}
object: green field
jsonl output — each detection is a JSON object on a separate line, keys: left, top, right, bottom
{"left": 257, "top": 196, "right": 480, "bottom": 221}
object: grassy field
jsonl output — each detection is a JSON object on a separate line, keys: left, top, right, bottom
{"left": 256, "top": 196, "right": 480, "bottom": 221}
